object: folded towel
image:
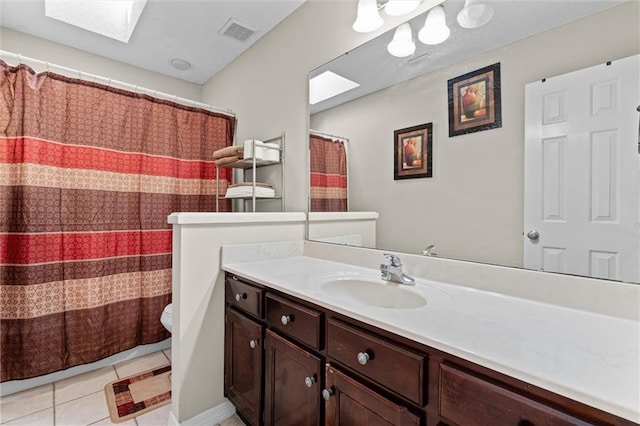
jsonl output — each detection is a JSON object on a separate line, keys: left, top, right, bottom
{"left": 228, "top": 182, "right": 273, "bottom": 189}
{"left": 213, "top": 145, "right": 243, "bottom": 160}
{"left": 225, "top": 186, "right": 275, "bottom": 198}
{"left": 214, "top": 155, "right": 240, "bottom": 166}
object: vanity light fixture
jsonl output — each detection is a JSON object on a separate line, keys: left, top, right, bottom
{"left": 418, "top": 5, "right": 450, "bottom": 45}
{"left": 456, "top": 0, "right": 494, "bottom": 29}
{"left": 352, "top": 0, "right": 384, "bottom": 33}
{"left": 353, "top": 0, "right": 423, "bottom": 33}
{"left": 384, "top": 0, "right": 421, "bottom": 17}
{"left": 387, "top": 23, "right": 416, "bottom": 58}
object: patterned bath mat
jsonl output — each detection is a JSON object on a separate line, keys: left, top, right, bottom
{"left": 104, "top": 364, "right": 171, "bottom": 423}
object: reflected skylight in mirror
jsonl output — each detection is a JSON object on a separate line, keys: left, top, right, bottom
{"left": 309, "top": 71, "right": 360, "bottom": 105}
{"left": 44, "top": 0, "right": 147, "bottom": 43}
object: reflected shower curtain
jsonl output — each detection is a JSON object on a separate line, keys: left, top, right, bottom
{"left": 309, "top": 134, "right": 347, "bottom": 212}
{"left": 0, "top": 62, "right": 234, "bottom": 381}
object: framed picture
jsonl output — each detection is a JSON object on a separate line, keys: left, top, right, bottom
{"left": 394, "top": 122, "right": 432, "bottom": 180}
{"left": 448, "top": 63, "right": 502, "bottom": 137}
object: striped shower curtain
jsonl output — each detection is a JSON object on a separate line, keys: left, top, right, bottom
{"left": 0, "top": 62, "right": 234, "bottom": 381}
{"left": 309, "top": 134, "right": 348, "bottom": 212}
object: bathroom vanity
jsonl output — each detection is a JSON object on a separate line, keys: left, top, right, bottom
{"left": 221, "top": 243, "right": 639, "bottom": 426}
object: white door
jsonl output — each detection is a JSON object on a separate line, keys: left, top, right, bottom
{"left": 524, "top": 55, "right": 640, "bottom": 282}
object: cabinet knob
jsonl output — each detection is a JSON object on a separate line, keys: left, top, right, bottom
{"left": 281, "top": 315, "right": 291, "bottom": 325}
{"left": 357, "top": 351, "right": 370, "bottom": 365}
{"left": 249, "top": 339, "right": 259, "bottom": 349}
{"left": 321, "top": 388, "right": 334, "bottom": 401}
{"left": 304, "top": 376, "right": 316, "bottom": 388}
{"left": 235, "top": 293, "right": 246, "bottom": 302}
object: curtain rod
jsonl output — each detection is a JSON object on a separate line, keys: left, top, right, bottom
{"left": 0, "top": 50, "right": 235, "bottom": 117}
{"left": 309, "top": 129, "right": 349, "bottom": 143}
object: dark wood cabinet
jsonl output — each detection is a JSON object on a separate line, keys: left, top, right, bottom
{"left": 324, "top": 365, "right": 421, "bottom": 426}
{"left": 439, "top": 363, "right": 593, "bottom": 426}
{"left": 264, "top": 329, "right": 322, "bottom": 426}
{"left": 223, "top": 272, "right": 637, "bottom": 426}
{"left": 326, "top": 318, "right": 427, "bottom": 406}
{"left": 224, "top": 307, "right": 264, "bottom": 426}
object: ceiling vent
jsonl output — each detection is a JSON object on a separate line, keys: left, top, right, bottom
{"left": 219, "top": 18, "right": 257, "bottom": 42}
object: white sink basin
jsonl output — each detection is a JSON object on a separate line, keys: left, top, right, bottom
{"left": 320, "top": 276, "right": 427, "bottom": 309}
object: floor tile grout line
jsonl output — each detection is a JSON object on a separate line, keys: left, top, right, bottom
{"left": 0, "top": 406, "right": 53, "bottom": 425}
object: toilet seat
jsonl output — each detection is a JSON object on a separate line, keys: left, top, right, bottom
{"left": 160, "top": 303, "right": 172, "bottom": 333}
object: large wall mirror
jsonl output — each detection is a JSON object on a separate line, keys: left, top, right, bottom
{"left": 308, "top": 0, "right": 640, "bottom": 284}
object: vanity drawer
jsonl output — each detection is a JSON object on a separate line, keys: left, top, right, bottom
{"left": 326, "top": 318, "right": 427, "bottom": 406}
{"left": 439, "top": 363, "right": 592, "bottom": 426}
{"left": 225, "top": 274, "right": 264, "bottom": 319}
{"left": 266, "top": 293, "right": 323, "bottom": 350}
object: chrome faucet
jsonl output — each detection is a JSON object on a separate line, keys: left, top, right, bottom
{"left": 380, "top": 253, "right": 415, "bottom": 285}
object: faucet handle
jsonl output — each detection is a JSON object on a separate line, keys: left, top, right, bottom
{"left": 383, "top": 253, "right": 402, "bottom": 267}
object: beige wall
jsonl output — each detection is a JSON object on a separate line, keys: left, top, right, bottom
{"left": 310, "top": 2, "right": 640, "bottom": 266}
{"left": 1, "top": 27, "right": 202, "bottom": 101}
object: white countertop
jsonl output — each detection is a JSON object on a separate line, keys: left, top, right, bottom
{"left": 223, "top": 255, "right": 640, "bottom": 423}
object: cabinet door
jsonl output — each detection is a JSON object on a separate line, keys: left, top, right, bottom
{"left": 324, "top": 365, "right": 421, "bottom": 426}
{"left": 264, "top": 329, "right": 322, "bottom": 426}
{"left": 439, "top": 364, "right": 593, "bottom": 426}
{"left": 224, "top": 308, "right": 263, "bottom": 426}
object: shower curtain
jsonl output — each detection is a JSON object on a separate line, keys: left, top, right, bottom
{"left": 0, "top": 61, "right": 235, "bottom": 381}
{"left": 309, "top": 134, "right": 347, "bottom": 212}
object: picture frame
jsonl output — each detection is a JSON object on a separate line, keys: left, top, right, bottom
{"left": 393, "top": 122, "right": 432, "bottom": 180}
{"left": 448, "top": 63, "right": 502, "bottom": 137}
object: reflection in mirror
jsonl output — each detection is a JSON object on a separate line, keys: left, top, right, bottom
{"left": 309, "top": 131, "right": 349, "bottom": 212}
{"left": 308, "top": 0, "right": 640, "bottom": 284}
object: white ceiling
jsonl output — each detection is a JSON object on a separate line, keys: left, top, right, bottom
{"left": 310, "top": 0, "right": 625, "bottom": 114}
{"left": 0, "top": 0, "right": 306, "bottom": 85}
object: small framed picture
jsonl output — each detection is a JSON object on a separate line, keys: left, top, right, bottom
{"left": 448, "top": 63, "right": 502, "bottom": 137}
{"left": 393, "top": 122, "right": 432, "bottom": 180}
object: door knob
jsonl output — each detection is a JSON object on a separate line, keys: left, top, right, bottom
{"left": 526, "top": 230, "right": 540, "bottom": 241}
{"left": 304, "top": 376, "right": 316, "bottom": 388}
{"left": 322, "top": 388, "right": 334, "bottom": 400}
{"left": 249, "top": 339, "right": 258, "bottom": 349}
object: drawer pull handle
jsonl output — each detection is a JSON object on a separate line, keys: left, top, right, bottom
{"left": 304, "top": 376, "right": 316, "bottom": 388}
{"left": 235, "top": 293, "right": 247, "bottom": 302}
{"left": 249, "top": 339, "right": 259, "bottom": 349}
{"left": 281, "top": 315, "right": 292, "bottom": 325}
{"left": 321, "top": 388, "right": 334, "bottom": 401}
{"left": 357, "top": 351, "right": 370, "bottom": 365}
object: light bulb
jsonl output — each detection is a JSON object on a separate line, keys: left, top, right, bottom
{"left": 352, "top": 0, "right": 384, "bottom": 33}
{"left": 418, "top": 5, "right": 450, "bottom": 45}
{"left": 457, "top": 0, "right": 494, "bottom": 29}
{"left": 387, "top": 23, "right": 416, "bottom": 58}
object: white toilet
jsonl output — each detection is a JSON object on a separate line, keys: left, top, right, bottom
{"left": 160, "top": 303, "right": 172, "bottom": 333}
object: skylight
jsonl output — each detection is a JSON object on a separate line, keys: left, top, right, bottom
{"left": 309, "top": 71, "right": 360, "bottom": 105}
{"left": 44, "top": 0, "right": 147, "bottom": 43}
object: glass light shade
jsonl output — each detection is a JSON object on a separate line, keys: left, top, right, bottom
{"left": 457, "top": 0, "right": 494, "bottom": 29}
{"left": 418, "top": 5, "right": 450, "bottom": 45}
{"left": 352, "top": 0, "right": 384, "bottom": 33}
{"left": 384, "top": 0, "right": 420, "bottom": 17}
{"left": 387, "top": 23, "right": 416, "bottom": 58}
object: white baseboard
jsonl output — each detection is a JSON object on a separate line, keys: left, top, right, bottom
{"left": 168, "top": 399, "right": 236, "bottom": 426}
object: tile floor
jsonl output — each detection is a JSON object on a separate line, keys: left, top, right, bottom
{"left": 0, "top": 350, "right": 245, "bottom": 426}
